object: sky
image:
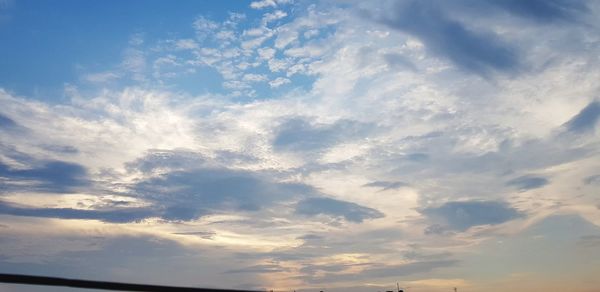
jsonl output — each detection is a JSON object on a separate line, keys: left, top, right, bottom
{"left": 1, "top": 0, "right": 600, "bottom": 291}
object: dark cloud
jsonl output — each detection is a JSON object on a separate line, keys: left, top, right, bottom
{"left": 485, "top": 0, "right": 588, "bottom": 23}
{"left": 134, "top": 167, "right": 316, "bottom": 221}
{"left": 506, "top": 175, "right": 549, "bottom": 190}
{"left": 0, "top": 200, "right": 156, "bottom": 223}
{"left": 378, "top": 0, "right": 518, "bottom": 75}
{"left": 563, "top": 101, "right": 600, "bottom": 133}
{"left": 0, "top": 160, "right": 90, "bottom": 193}
{"left": 295, "top": 197, "right": 384, "bottom": 223}
{"left": 272, "top": 118, "right": 371, "bottom": 152}
{"left": 363, "top": 180, "right": 408, "bottom": 191}
{"left": 422, "top": 201, "right": 523, "bottom": 231}
{"left": 129, "top": 150, "right": 353, "bottom": 221}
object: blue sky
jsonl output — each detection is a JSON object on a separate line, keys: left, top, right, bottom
{"left": 1, "top": 0, "right": 600, "bottom": 291}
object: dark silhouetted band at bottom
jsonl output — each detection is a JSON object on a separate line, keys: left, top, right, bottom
{"left": 0, "top": 273, "right": 264, "bottom": 292}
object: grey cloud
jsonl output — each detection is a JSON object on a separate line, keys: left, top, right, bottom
{"left": 422, "top": 201, "right": 523, "bottom": 231}
{"left": 225, "top": 264, "right": 290, "bottom": 274}
{"left": 128, "top": 150, "right": 376, "bottom": 222}
{"left": 485, "top": 0, "right": 588, "bottom": 23}
{"left": 563, "top": 100, "right": 600, "bottom": 133}
{"left": 0, "top": 160, "right": 90, "bottom": 193}
{"left": 506, "top": 175, "right": 549, "bottom": 190}
{"left": 0, "top": 113, "right": 17, "bottom": 128}
{"left": 402, "top": 250, "right": 453, "bottom": 262}
{"left": 378, "top": 0, "right": 518, "bottom": 75}
{"left": 300, "top": 260, "right": 458, "bottom": 284}
{"left": 300, "top": 263, "right": 365, "bottom": 276}
{"left": 363, "top": 180, "right": 408, "bottom": 191}
{"left": 295, "top": 197, "right": 384, "bottom": 223}
{"left": 296, "top": 234, "right": 324, "bottom": 242}
{"left": 272, "top": 118, "right": 372, "bottom": 152}
{"left": 383, "top": 53, "right": 417, "bottom": 71}
{"left": 584, "top": 175, "right": 600, "bottom": 185}
{"left": 126, "top": 149, "right": 206, "bottom": 173}
{"left": 0, "top": 200, "right": 156, "bottom": 223}
{"left": 406, "top": 153, "right": 429, "bottom": 162}
{"left": 134, "top": 167, "right": 316, "bottom": 221}
{"left": 41, "top": 144, "right": 79, "bottom": 154}
{"left": 577, "top": 235, "right": 600, "bottom": 248}
{"left": 172, "top": 231, "right": 216, "bottom": 239}
{"left": 0, "top": 234, "right": 252, "bottom": 290}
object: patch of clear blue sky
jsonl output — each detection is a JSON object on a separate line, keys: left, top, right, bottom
{"left": 0, "top": 0, "right": 263, "bottom": 101}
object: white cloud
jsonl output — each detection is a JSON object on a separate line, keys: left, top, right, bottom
{"left": 269, "top": 77, "right": 290, "bottom": 88}
{"left": 83, "top": 71, "right": 120, "bottom": 83}
{"left": 175, "top": 39, "right": 198, "bottom": 50}
{"left": 243, "top": 73, "right": 268, "bottom": 82}
{"left": 250, "top": 0, "right": 277, "bottom": 9}
{"left": 257, "top": 47, "right": 276, "bottom": 60}
{"left": 262, "top": 10, "right": 287, "bottom": 24}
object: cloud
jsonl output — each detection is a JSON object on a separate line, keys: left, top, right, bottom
{"left": 133, "top": 167, "right": 315, "bottom": 220}
{"left": 422, "top": 201, "right": 523, "bottom": 232}
{"left": 250, "top": 0, "right": 291, "bottom": 10}
{"left": 127, "top": 151, "right": 320, "bottom": 221}
{"left": 301, "top": 260, "right": 459, "bottom": 284}
{"left": 485, "top": 0, "right": 588, "bottom": 23}
{"left": 563, "top": 100, "right": 600, "bottom": 133}
{"left": 41, "top": 144, "right": 79, "bottom": 154}
{"left": 377, "top": 0, "right": 518, "bottom": 75}
{"left": 295, "top": 197, "right": 384, "bottom": 223}
{"left": 272, "top": 118, "right": 371, "bottom": 152}
{"left": 583, "top": 175, "right": 600, "bottom": 185}
{"left": 0, "top": 113, "right": 17, "bottom": 128}
{"left": 382, "top": 53, "right": 417, "bottom": 71}
{"left": 225, "top": 264, "right": 290, "bottom": 274}
{"left": 0, "top": 200, "right": 156, "bottom": 223}
{"left": 268, "top": 77, "right": 290, "bottom": 88}
{"left": 363, "top": 181, "right": 408, "bottom": 191}
{"left": 83, "top": 71, "right": 120, "bottom": 83}
{"left": 506, "top": 175, "right": 549, "bottom": 190}
{"left": 0, "top": 160, "right": 90, "bottom": 193}
{"left": 125, "top": 149, "right": 206, "bottom": 174}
